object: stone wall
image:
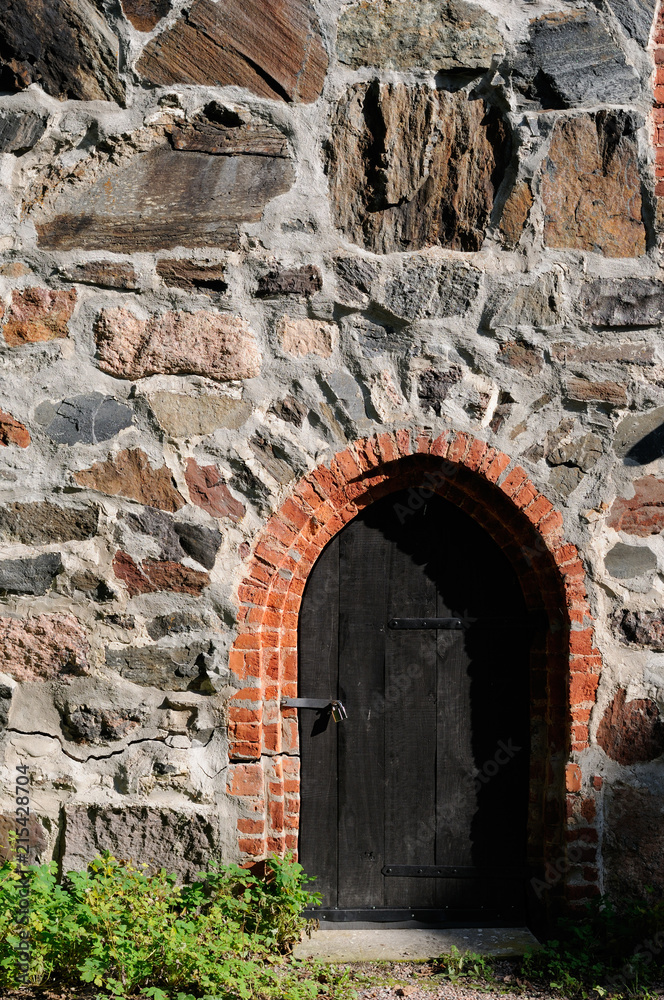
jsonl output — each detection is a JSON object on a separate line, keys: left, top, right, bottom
{"left": 1, "top": 0, "right": 664, "bottom": 906}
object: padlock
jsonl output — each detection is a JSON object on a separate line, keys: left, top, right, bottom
{"left": 331, "top": 700, "right": 347, "bottom": 723}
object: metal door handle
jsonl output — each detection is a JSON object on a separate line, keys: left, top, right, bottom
{"left": 281, "top": 697, "right": 347, "bottom": 722}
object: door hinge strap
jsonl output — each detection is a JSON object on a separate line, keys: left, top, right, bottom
{"left": 382, "top": 864, "right": 528, "bottom": 879}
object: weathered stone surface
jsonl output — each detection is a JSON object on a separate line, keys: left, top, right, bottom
{"left": 60, "top": 261, "right": 139, "bottom": 290}
{"left": 598, "top": 689, "right": 664, "bottom": 765}
{"left": 0, "top": 553, "right": 62, "bottom": 596}
{"left": 551, "top": 341, "right": 654, "bottom": 366}
{"left": 278, "top": 316, "right": 336, "bottom": 358}
{"left": 185, "top": 459, "right": 246, "bottom": 521}
{"left": 0, "top": 410, "right": 30, "bottom": 448}
{"left": 608, "top": 476, "right": 664, "bottom": 536}
{"left": 0, "top": 0, "right": 124, "bottom": 103}
{"left": 604, "top": 786, "right": 664, "bottom": 900}
{"left": 488, "top": 275, "right": 563, "bottom": 331}
{"left": 105, "top": 645, "right": 208, "bottom": 691}
{"left": 418, "top": 367, "right": 463, "bottom": 416}
{"left": 514, "top": 10, "right": 640, "bottom": 108}
{"left": 62, "top": 705, "right": 142, "bottom": 744}
{"left": 0, "top": 112, "right": 47, "bottom": 154}
{"left": 137, "top": 0, "right": 327, "bottom": 102}
{"left": 271, "top": 395, "right": 307, "bottom": 427}
{"left": 542, "top": 113, "right": 645, "bottom": 258}
{"left": 0, "top": 683, "right": 12, "bottom": 729}
{"left": 328, "top": 82, "right": 509, "bottom": 253}
{"left": 74, "top": 449, "right": 185, "bottom": 512}
{"left": 549, "top": 465, "right": 585, "bottom": 497}
{"left": 0, "top": 813, "right": 47, "bottom": 863}
{"left": 0, "top": 614, "right": 89, "bottom": 681}
{"left": 547, "top": 433, "right": 603, "bottom": 473}
{"left": 337, "top": 0, "right": 503, "bottom": 71}
{"left": 348, "top": 316, "right": 400, "bottom": 359}
{"left": 35, "top": 145, "right": 294, "bottom": 253}
{"left": 500, "top": 181, "right": 533, "bottom": 248}
{"left": 2, "top": 288, "right": 76, "bottom": 345}
{"left": 617, "top": 608, "right": 664, "bottom": 649}
{"left": 171, "top": 109, "right": 289, "bottom": 158}
{"left": 156, "top": 260, "right": 227, "bottom": 292}
{"left": 566, "top": 378, "right": 628, "bottom": 407}
{"left": 614, "top": 407, "right": 664, "bottom": 465}
{"left": 122, "top": 0, "right": 170, "bottom": 31}
{"left": 96, "top": 308, "right": 261, "bottom": 382}
{"left": 0, "top": 262, "right": 30, "bottom": 278}
{"left": 498, "top": 341, "right": 543, "bottom": 376}
{"left": 147, "top": 612, "right": 205, "bottom": 641}
{"left": 42, "top": 393, "right": 132, "bottom": 445}
{"left": 124, "top": 507, "right": 222, "bottom": 570}
{"left": 113, "top": 552, "right": 210, "bottom": 597}
{"left": 580, "top": 279, "right": 664, "bottom": 328}
{"left": 256, "top": 265, "right": 322, "bottom": 298}
{"left": 62, "top": 805, "right": 221, "bottom": 879}
{"left": 605, "top": 542, "right": 657, "bottom": 579}
{"left": 0, "top": 502, "right": 98, "bottom": 545}
{"left": 148, "top": 392, "right": 251, "bottom": 437}
{"left": 607, "top": 0, "right": 656, "bottom": 46}
{"left": 249, "top": 434, "right": 300, "bottom": 483}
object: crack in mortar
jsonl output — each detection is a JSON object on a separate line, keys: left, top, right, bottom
{"left": 5, "top": 727, "right": 216, "bottom": 763}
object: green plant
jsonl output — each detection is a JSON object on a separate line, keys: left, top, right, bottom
{"left": 434, "top": 945, "right": 495, "bottom": 984}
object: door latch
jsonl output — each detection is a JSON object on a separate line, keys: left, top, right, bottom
{"left": 281, "top": 697, "right": 348, "bottom": 722}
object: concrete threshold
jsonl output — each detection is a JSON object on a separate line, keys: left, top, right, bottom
{"left": 293, "top": 925, "right": 540, "bottom": 962}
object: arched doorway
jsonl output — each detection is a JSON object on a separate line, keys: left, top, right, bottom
{"left": 298, "top": 489, "right": 533, "bottom": 922}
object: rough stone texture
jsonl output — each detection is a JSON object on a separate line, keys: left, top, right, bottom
{"left": 0, "top": 0, "right": 124, "bottom": 103}
{"left": 148, "top": 393, "right": 252, "bottom": 437}
{"left": 0, "top": 553, "right": 62, "bottom": 596}
{"left": 499, "top": 181, "right": 533, "bottom": 248}
{"left": 0, "top": 683, "right": 12, "bottom": 728}
{"left": 618, "top": 608, "right": 664, "bottom": 649}
{"left": 605, "top": 542, "right": 657, "bottom": 580}
{"left": 121, "top": 0, "right": 170, "bottom": 31}
{"left": 551, "top": 341, "right": 654, "bottom": 366}
{"left": 2, "top": 288, "right": 76, "bottom": 345}
{"left": 0, "top": 502, "right": 98, "bottom": 545}
{"left": 113, "top": 551, "right": 210, "bottom": 597}
{"left": 256, "top": 265, "right": 322, "bottom": 298}
{"left": 514, "top": 10, "right": 640, "bottom": 108}
{"left": 0, "top": 614, "right": 89, "bottom": 681}
{"left": 580, "top": 278, "right": 664, "bottom": 328}
{"left": 95, "top": 308, "right": 261, "bottom": 382}
{"left": 497, "top": 341, "right": 543, "bottom": 376}
{"left": 35, "top": 144, "right": 294, "bottom": 253}
{"left": 62, "top": 705, "right": 143, "bottom": 744}
{"left": 271, "top": 395, "right": 307, "bottom": 427}
{"left": 336, "top": 0, "right": 504, "bottom": 71}
{"left": 0, "top": 112, "right": 47, "bottom": 154}
{"left": 185, "top": 459, "right": 246, "bottom": 521}
{"left": 328, "top": 82, "right": 509, "bottom": 253}
{"left": 0, "top": 813, "right": 47, "bottom": 863}
{"left": 566, "top": 378, "right": 628, "bottom": 407}
{"left": 278, "top": 316, "right": 336, "bottom": 358}
{"left": 124, "top": 507, "right": 222, "bottom": 570}
{"left": 608, "top": 477, "right": 664, "bottom": 536}
{"left": 59, "top": 262, "right": 139, "bottom": 290}
{"left": 62, "top": 805, "right": 222, "bottom": 880}
{"left": 541, "top": 113, "right": 646, "bottom": 258}
{"left": 0, "top": 411, "right": 30, "bottom": 448}
{"left": 604, "top": 786, "right": 664, "bottom": 900}
{"left": 156, "top": 260, "right": 227, "bottom": 292}
{"left": 614, "top": 408, "right": 664, "bottom": 465}
{"left": 488, "top": 276, "right": 563, "bottom": 332}
{"left": 105, "top": 644, "right": 209, "bottom": 690}
{"left": 547, "top": 433, "right": 603, "bottom": 473}
{"left": 74, "top": 449, "right": 185, "bottom": 512}
{"left": 146, "top": 612, "right": 204, "bottom": 640}
{"left": 607, "top": 0, "right": 657, "bottom": 46}
{"left": 136, "top": 0, "right": 328, "bottom": 103}
{"left": 42, "top": 393, "right": 133, "bottom": 446}
{"left": 597, "top": 689, "right": 664, "bottom": 765}
{"left": 418, "top": 367, "right": 463, "bottom": 416}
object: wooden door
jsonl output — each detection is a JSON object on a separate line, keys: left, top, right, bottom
{"left": 298, "top": 489, "right": 531, "bottom": 922}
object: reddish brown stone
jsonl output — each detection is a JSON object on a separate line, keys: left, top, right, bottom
{"left": 497, "top": 341, "right": 542, "bottom": 376}
{"left": 0, "top": 410, "right": 30, "bottom": 448}
{"left": 136, "top": 0, "right": 328, "bottom": 103}
{"left": 542, "top": 112, "right": 645, "bottom": 258}
{"left": 608, "top": 476, "right": 664, "bottom": 536}
{"left": 551, "top": 341, "right": 654, "bottom": 365}
{"left": 617, "top": 608, "right": 664, "bottom": 650}
{"left": 121, "top": 0, "right": 170, "bottom": 31}
{"left": 2, "top": 288, "right": 76, "bottom": 345}
{"left": 256, "top": 265, "right": 323, "bottom": 297}
{"left": 0, "top": 813, "right": 47, "bottom": 863}
{"left": 185, "top": 459, "right": 246, "bottom": 521}
{"left": 604, "top": 785, "right": 664, "bottom": 901}
{"left": 156, "top": 260, "right": 227, "bottom": 292}
{"left": 60, "top": 261, "right": 139, "bottom": 290}
{"left": 500, "top": 181, "right": 533, "bottom": 248}
{"left": 113, "top": 551, "right": 209, "bottom": 597}
{"left": 74, "top": 449, "right": 185, "bottom": 513}
{"left": 566, "top": 378, "right": 628, "bottom": 406}
{"left": 0, "top": 614, "right": 89, "bottom": 682}
{"left": 597, "top": 689, "right": 664, "bottom": 765}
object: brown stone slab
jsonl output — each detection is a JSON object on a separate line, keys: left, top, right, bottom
{"left": 121, "top": 0, "right": 171, "bottom": 31}
{"left": 171, "top": 120, "right": 289, "bottom": 157}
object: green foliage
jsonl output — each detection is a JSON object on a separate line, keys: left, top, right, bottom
{"left": 0, "top": 842, "right": 346, "bottom": 1000}
{"left": 433, "top": 945, "right": 495, "bottom": 984}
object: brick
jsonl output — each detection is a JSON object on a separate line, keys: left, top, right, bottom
{"left": 566, "top": 763, "right": 582, "bottom": 793}
{"left": 229, "top": 706, "right": 262, "bottom": 724}
{"left": 227, "top": 764, "right": 264, "bottom": 796}
{"left": 485, "top": 452, "right": 511, "bottom": 484}
{"left": 569, "top": 629, "right": 594, "bottom": 655}
{"left": 237, "top": 583, "right": 268, "bottom": 605}
{"left": 566, "top": 884, "right": 600, "bottom": 901}
{"left": 524, "top": 494, "right": 554, "bottom": 526}
{"left": 447, "top": 432, "right": 471, "bottom": 464}
{"left": 415, "top": 429, "right": 432, "bottom": 454}
{"left": 239, "top": 838, "right": 265, "bottom": 856}
{"left": 231, "top": 686, "right": 263, "bottom": 701}
{"left": 592, "top": 775, "right": 603, "bottom": 790}
{"left": 237, "top": 818, "right": 265, "bottom": 834}
{"left": 570, "top": 654, "right": 602, "bottom": 673}
{"left": 554, "top": 543, "right": 578, "bottom": 567}
{"left": 230, "top": 740, "right": 263, "bottom": 760}
{"left": 375, "top": 432, "right": 400, "bottom": 464}
{"left": 229, "top": 721, "right": 261, "bottom": 742}
{"left": 267, "top": 836, "right": 285, "bottom": 853}
{"left": 499, "top": 466, "right": 529, "bottom": 498}
{"left": 269, "top": 801, "right": 285, "bottom": 830}
{"left": 395, "top": 428, "right": 412, "bottom": 456}
{"left": 280, "top": 497, "right": 310, "bottom": 530}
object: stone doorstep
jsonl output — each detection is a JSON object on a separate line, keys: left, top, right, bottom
{"left": 293, "top": 926, "right": 540, "bottom": 963}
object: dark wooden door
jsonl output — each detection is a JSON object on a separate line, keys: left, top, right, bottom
{"left": 298, "top": 490, "right": 531, "bottom": 922}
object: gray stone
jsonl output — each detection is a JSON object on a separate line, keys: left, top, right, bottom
{"left": 607, "top": 0, "right": 656, "bottom": 46}
{"left": 604, "top": 785, "right": 664, "bottom": 902}
{"left": 488, "top": 276, "right": 563, "bottom": 331}
{"left": 271, "top": 395, "right": 307, "bottom": 427}
{"left": 605, "top": 543, "right": 657, "bottom": 580}
{"left": 0, "top": 683, "right": 12, "bottom": 728}
{"left": 124, "top": 508, "right": 221, "bottom": 570}
{"left": 336, "top": 0, "right": 504, "bottom": 71}
{"left": 62, "top": 805, "right": 223, "bottom": 880}
{"left": 61, "top": 705, "right": 143, "bottom": 744}
{"left": 148, "top": 392, "right": 252, "bottom": 437}
{"left": 580, "top": 279, "right": 664, "bottom": 328}
{"left": 378, "top": 260, "right": 482, "bottom": 323}
{"left": 547, "top": 433, "right": 603, "bottom": 473}
{"left": 0, "top": 553, "right": 62, "bottom": 596}
{"left": 617, "top": 609, "right": 664, "bottom": 649}
{"left": 105, "top": 645, "right": 209, "bottom": 691}
{"left": 334, "top": 257, "right": 379, "bottom": 308}
{"left": 346, "top": 316, "right": 405, "bottom": 359}
{"left": 551, "top": 341, "right": 654, "bottom": 365}
{"left": 0, "top": 112, "right": 47, "bottom": 154}
{"left": 614, "top": 407, "right": 664, "bottom": 465}
{"left": 249, "top": 434, "right": 302, "bottom": 484}
{"left": 147, "top": 612, "right": 206, "bottom": 641}
{"left": 42, "top": 393, "right": 133, "bottom": 445}
{"left": 256, "top": 265, "right": 322, "bottom": 298}
{"left": 173, "top": 523, "right": 222, "bottom": 571}
{"left": 320, "top": 371, "right": 368, "bottom": 424}
{"left": 514, "top": 10, "right": 640, "bottom": 109}
{"left": 0, "top": 502, "right": 98, "bottom": 544}
{"left": 549, "top": 464, "right": 585, "bottom": 497}
{"left": 418, "top": 367, "right": 463, "bottom": 416}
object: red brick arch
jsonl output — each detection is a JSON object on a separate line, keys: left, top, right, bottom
{"left": 225, "top": 429, "right": 602, "bottom": 907}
